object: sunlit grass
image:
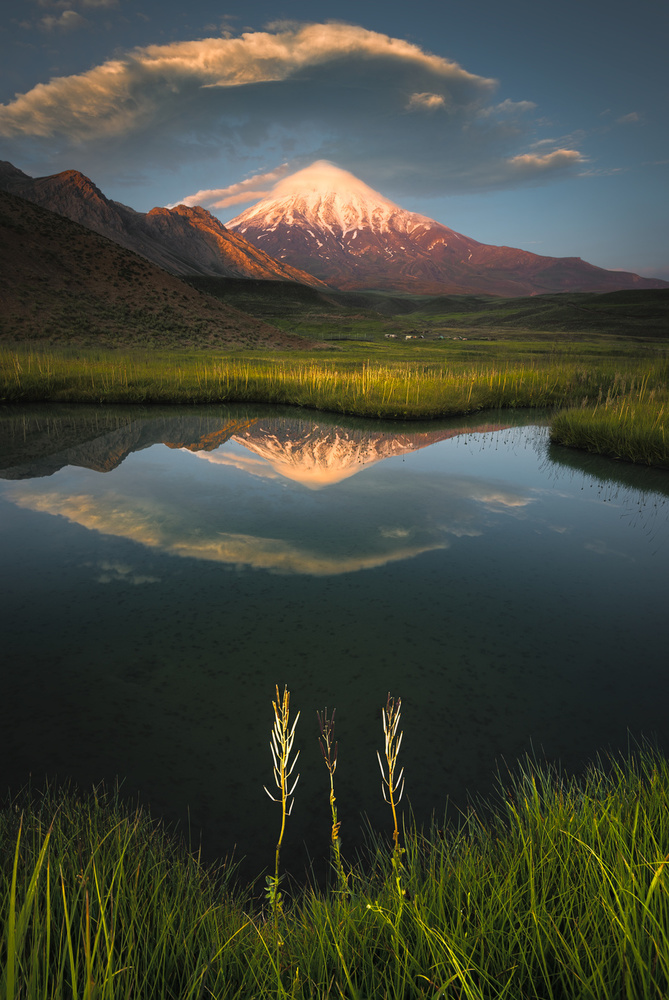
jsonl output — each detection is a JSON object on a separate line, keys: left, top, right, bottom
{"left": 2, "top": 345, "right": 666, "bottom": 422}
{"left": 2, "top": 344, "right": 668, "bottom": 467}
{"left": 3, "top": 745, "right": 669, "bottom": 999}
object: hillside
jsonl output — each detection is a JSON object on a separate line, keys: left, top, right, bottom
{"left": 0, "top": 161, "right": 325, "bottom": 287}
{"left": 187, "top": 277, "right": 669, "bottom": 342}
{"left": 0, "top": 190, "right": 323, "bottom": 350}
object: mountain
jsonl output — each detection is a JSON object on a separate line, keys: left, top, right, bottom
{"left": 227, "top": 161, "right": 668, "bottom": 297}
{"left": 0, "top": 189, "right": 322, "bottom": 349}
{"left": 0, "top": 161, "right": 325, "bottom": 287}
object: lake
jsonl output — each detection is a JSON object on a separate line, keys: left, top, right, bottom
{"left": 1, "top": 403, "right": 667, "bottom": 885}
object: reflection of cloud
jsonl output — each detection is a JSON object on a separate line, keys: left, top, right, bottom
{"left": 476, "top": 491, "right": 534, "bottom": 509}
{"left": 2, "top": 431, "right": 535, "bottom": 577}
{"left": 188, "top": 449, "right": 281, "bottom": 481}
{"left": 10, "top": 491, "right": 447, "bottom": 576}
{"left": 92, "top": 560, "right": 160, "bottom": 585}
{"left": 585, "top": 540, "right": 634, "bottom": 561}
{"left": 436, "top": 525, "right": 483, "bottom": 538}
{"left": 171, "top": 533, "right": 447, "bottom": 576}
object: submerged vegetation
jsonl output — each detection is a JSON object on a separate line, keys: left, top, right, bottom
{"left": 2, "top": 688, "right": 669, "bottom": 999}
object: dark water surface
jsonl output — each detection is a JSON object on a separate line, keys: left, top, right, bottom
{"left": 1, "top": 404, "right": 668, "bottom": 884}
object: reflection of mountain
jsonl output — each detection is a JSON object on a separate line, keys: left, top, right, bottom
{"left": 0, "top": 406, "right": 517, "bottom": 484}
{"left": 228, "top": 419, "right": 512, "bottom": 488}
{"left": 0, "top": 407, "right": 259, "bottom": 479}
{"left": 0, "top": 406, "right": 543, "bottom": 577}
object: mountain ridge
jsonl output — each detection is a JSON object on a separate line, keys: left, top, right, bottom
{"left": 0, "top": 188, "right": 324, "bottom": 349}
{"left": 0, "top": 161, "right": 326, "bottom": 287}
{"left": 227, "top": 161, "right": 668, "bottom": 297}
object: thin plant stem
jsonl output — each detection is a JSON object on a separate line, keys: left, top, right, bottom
{"left": 263, "top": 685, "right": 300, "bottom": 929}
{"left": 317, "top": 709, "right": 348, "bottom": 893}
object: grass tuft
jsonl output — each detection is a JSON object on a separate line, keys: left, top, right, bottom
{"left": 550, "top": 385, "right": 669, "bottom": 467}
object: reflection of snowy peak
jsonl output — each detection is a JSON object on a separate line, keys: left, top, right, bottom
{"left": 0, "top": 407, "right": 509, "bottom": 484}
{"left": 232, "top": 419, "right": 506, "bottom": 488}
{"left": 227, "top": 160, "right": 668, "bottom": 296}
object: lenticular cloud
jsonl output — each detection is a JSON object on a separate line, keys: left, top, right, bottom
{"left": 0, "top": 21, "right": 583, "bottom": 195}
{"left": 0, "top": 23, "right": 494, "bottom": 141}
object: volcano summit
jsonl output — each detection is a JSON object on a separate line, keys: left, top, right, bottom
{"left": 227, "top": 162, "right": 667, "bottom": 296}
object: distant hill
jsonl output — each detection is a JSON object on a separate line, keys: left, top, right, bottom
{"left": 188, "top": 276, "right": 669, "bottom": 340}
{"left": 227, "top": 161, "right": 669, "bottom": 297}
{"left": 0, "top": 161, "right": 325, "bottom": 288}
{"left": 0, "top": 189, "right": 324, "bottom": 349}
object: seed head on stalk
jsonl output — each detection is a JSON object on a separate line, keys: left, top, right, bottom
{"left": 263, "top": 685, "right": 300, "bottom": 919}
{"left": 377, "top": 693, "right": 405, "bottom": 853}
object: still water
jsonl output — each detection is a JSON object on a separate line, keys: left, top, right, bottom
{"left": 1, "top": 404, "right": 667, "bottom": 883}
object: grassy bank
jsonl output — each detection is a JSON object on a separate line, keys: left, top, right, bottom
{"left": 1, "top": 344, "right": 666, "bottom": 419}
{"left": 2, "top": 749, "right": 668, "bottom": 999}
{"left": 2, "top": 344, "right": 668, "bottom": 468}
{"left": 550, "top": 386, "right": 669, "bottom": 468}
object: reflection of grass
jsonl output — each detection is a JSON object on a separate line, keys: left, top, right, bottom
{"left": 3, "top": 749, "right": 669, "bottom": 999}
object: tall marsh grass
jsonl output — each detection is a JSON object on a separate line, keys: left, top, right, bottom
{"left": 550, "top": 382, "right": 669, "bottom": 468}
{"left": 1, "top": 345, "right": 667, "bottom": 424}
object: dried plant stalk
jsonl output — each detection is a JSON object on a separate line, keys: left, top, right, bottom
{"left": 317, "top": 708, "right": 347, "bottom": 892}
{"left": 377, "top": 693, "right": 405, "bottom": 854}
{"left": 263, "top": 685, "right": 300, "bottom": 917}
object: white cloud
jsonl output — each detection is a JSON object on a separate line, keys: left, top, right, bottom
{"left": 407, "top": 92, "right": 446, "bottom": 111}
{"left": 169, "top": 164, "right": 291, "bottom": 210}
{"left": 507, "top": 149, "right": 585, "bottom": 174}
{"left": 0, "top": 23, "right": 493, "bottom": 138}
{"left": 617, "top": 112, "right": 641, "bottom": 124}
{"left": 0, "top": 21, "right": 583, "bottom": 196}
{"left": 39, "top": 9, "right": 88, "bottom": 31}
{"left": 477, "top": 98, "right": 537, "bottom": 118}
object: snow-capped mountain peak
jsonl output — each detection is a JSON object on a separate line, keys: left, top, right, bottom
{"left": 228, "top": 160, "right": 431, "bottom": 238}
{"left": 226, "top": 160, "right": 669, "bottom": 296}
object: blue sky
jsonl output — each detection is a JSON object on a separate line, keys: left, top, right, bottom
{"left": 1, "top": 0, "right": 667, "bottom": 279}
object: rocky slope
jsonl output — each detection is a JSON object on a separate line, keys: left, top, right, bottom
{"left": 0, "top": 190, "right": 319, "bottom": 349}
{"left": 0, "top": 161, "right": 325, "bottom": 287}
{"left": 227, "top": 161, "right": 668, "bottom": 296}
